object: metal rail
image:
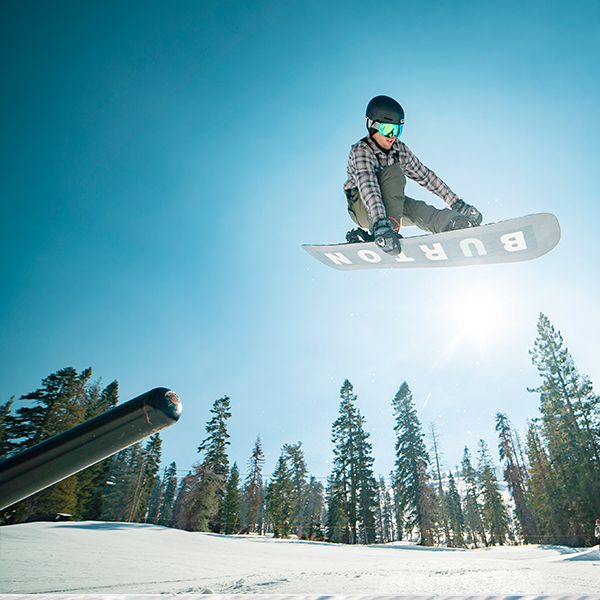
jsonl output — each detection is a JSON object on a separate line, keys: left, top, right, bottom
{"left": 0, "top": 387, "right": 182, "bottom": 510}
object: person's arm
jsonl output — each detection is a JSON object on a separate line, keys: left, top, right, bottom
{"left": 348, "top": 144, "right": 388, "bottom": 224}
{"left": 399, "top": 142, "right": 460, "bottom": 206}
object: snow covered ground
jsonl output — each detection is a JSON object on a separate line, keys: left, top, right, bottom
{"left": 0, "top": 521, "right": 599, "bottom": 595}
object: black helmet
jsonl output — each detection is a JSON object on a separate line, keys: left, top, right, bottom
{"left": 366, "top": 95, "right": 405, "bottom": 125}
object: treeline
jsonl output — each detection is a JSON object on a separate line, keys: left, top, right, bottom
{"left": 1, "top": 313, "right": 599, "bottom": 547}
{"left": 0, "top": 368, "right": 120, "bottom": 522}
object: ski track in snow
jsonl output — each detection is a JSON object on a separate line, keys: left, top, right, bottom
{"left": 0, "top": 521, "right": 598, "bottom": 595}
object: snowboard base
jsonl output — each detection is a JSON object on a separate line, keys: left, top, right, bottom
{"left": 302, "top": 213, "right": 560, "bottom": 270}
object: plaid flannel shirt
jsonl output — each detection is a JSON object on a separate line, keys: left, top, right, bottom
{"left": 343, "top": 136, "right": 459, "bottom": 224}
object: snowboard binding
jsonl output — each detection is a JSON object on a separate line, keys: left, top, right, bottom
{"left": 345, "top": 228, "right": 374, "bottom": 244}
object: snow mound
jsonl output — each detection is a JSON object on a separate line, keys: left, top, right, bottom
{"left": 555, "top": 546, "right": 599, "bottom": 561}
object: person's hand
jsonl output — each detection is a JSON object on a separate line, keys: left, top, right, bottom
{"left": 452, "top": 199, "right": 483, "bottom": 226}
{"left": 373, "top": 218, "right": 402, "bottom": 255}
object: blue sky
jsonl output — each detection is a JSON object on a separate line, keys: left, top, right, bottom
{"left": 2, "top": 0, "right": 600, "bottom": 483}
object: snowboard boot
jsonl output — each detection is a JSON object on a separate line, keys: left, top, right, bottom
{"left": 442, "top": 214, "right": 473, "bottom": 232}
{"left": 346, "top": 227, "right": 374, "bottom": 243}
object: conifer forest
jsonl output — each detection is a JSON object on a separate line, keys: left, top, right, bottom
{"left": 1, "top": 313, "right": 599, "bottom": 548}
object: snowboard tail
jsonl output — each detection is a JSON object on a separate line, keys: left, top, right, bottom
{"left": 302, "top": 213, "right": 560, "bottom": 271}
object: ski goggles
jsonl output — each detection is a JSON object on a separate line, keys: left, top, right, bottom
{"left": 377, "top": 122, "right": 402, "bottom": 138}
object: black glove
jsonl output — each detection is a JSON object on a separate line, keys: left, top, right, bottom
{"left": 373, "top": 218, "right": 402, "bottom": 255}
{"left": 452, "top": 199, "right": 483, "bottom": 226}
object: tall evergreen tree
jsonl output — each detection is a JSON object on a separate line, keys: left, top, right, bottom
{"left": 283, "top": 442, "right": 309, "bottom": 536}
{"left": 174, "top": 396, "right": 232, "bottom": 532}
{"left": 266, "top": 451, "right": 294, "bottom": 538}
{"left": 328, "top": 380, "right": 378, "bottom": 544}
{"left": 391, "top": 382, "right": 434, "bottom": 545}
{"left": 101, "top": 434, "right": 162, "bottom": 523}
{"left": 146, "top": 475, "right": 164, "bottom": 523}
{"left": 243, "top": 435, "right": 265, "bottom": 534}
{"left": 157, "top": 462, "right": 178, "bottom": 526}
{"left": 445, "top": 472, "right": 466, "bottom": 547}
{"left": 221, "top": 462, "right": 242, "bottom": 534}
{"left": 4, "top": 367, "right": 91, "bottom": 457}
{"left": 75, "top": 380, "right": 119, "bottom": 520}
{"left": 171, "top": 463, "right": 222, "bottom": 531}
{"left": 355, "top": 411, "right": 378, "bottom": 543}
{"left": 495, "top": 412, "right": 538, "bottom": 543}
{"left": 376, "top": 476, "right": 396, "bottom": 543}
{"left": 304, "top": 476, "right": 325, "bottom": 540}
{"left": 477, "top": 439, "right": 510, "bottom": 545}
{"left": 170, "top": 473, "right": 191, "bottom": 527}
{"left": 1, "top": 368, "right": 120, "bottom": 523}
{"left": 429, "top": 422, "right": 450, "bottom": 546}
{"left": 461, "top": 446, "right": 487, "bottom": 547}
{"left": 525, "top": 418, "right": 567, "bottom": 543}
{"left": 325, "top": 473, "right": 348, "bottom": 543}
{"left": 102, "top": 442, "right": 146, "bottom": 521}
{"left": 527, "top": 313, "right": 600, "bottom": 545}
{"left": 127, "top": 433, "right": 162, "bottom": 522}
{"left": 0, "top": 397, "right": 15, "bottom": 459}
{"left": 197, "top": 396, "right": 231, "bottom": 477}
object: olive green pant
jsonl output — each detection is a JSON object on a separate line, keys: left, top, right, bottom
{"left": 347, "top": 164, "right": 456, "bottom": 234}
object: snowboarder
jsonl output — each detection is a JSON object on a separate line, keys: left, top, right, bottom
{"left": 344, "top": 95, "right": 483, "bottom": 255}
{"left": 595, "top": 518, "right": 600, "bottom": 552}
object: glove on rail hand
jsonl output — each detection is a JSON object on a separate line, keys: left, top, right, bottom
{"left": 452, "top": 199, "right": 483, "bottom": 226}
{"left": 373, "top": 218, "right": 402, "bottom": 256}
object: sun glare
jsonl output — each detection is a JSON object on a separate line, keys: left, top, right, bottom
{"left": 452, "top": 285, "right": 509, "bottom": 338}
{"left": 432, "top": 284, "right": 513, "bottom": 369}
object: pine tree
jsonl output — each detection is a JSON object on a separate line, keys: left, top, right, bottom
{"left": 266, "top": 451, "right": 294, "bottom": 537}
{"left": 184, "top": 396, "right": 232, "bottom": 532}
{"left": 157, "top": 462, "right": 178, "bottom": 526}
{"left": 101, "top": 434, "right": 162, "bottom": 523}
{"left": 461, "top": 446, "right": 487, "bottom": 547}
{"left": 391, "top": 382, "right": 434, "bottom": 545}
{"left": 374, "top": 477, "right": 385, "bottom": 543}
{"left": 127, "top": 433, "right": 162, "bottom": 522}
{"left": 429, "top": 422, "right": 450, "bottom": 546}
{"left": 146, "top": 475, "right": 163, "bottom": 523}
{"left": 0, "top": 397, "right": 15, "bottom": 459}
{"left": 283, "top": 442, "right": 308, "bottom": 536}
{"left": 525, "top": 419, "right": 567, "bottom": 543}
{"left": 102, "top": 443, "right": 146, "bottom": 521}
{"left": 171, "top": 463, "right": 222, "bottom": 531}
{"left": 170, "top": 473, "right": 190, "bottom": 527}
{"left": 1, "top": 367, "right": 97, "bottom": 523}
{"left": 304, "top": 476, "right": 325, "bottom": 540}
{"left": 75, "top": 380, "right": 119, "bottom": 520}
{"left": 243, "top": 435, "right": 265, "bottom": 534}
{"left": 0, "top": 370, "right": 120, "bottom": 523}
{"left": 328, "top": 380, "right": 378, "bottom": 544}
{"left": 495, "top": 412, "right": 538, "bottom": 543}
{"left": 5, "top": 367, "right": 92, "bottom": 455}
{"left": 221, "top": 462, "right": 242, "bottom": 534}
{"left": 355, "top": 412, "right": 378, "bottom": 543}
{"left": 527, "top": 313, "right": 600, "bottom": 545}
{"left": 325, "top": 473, "right": 347, "bottom": 543}
{"left": 197, "top": 396, "right": 231, "bottom": 477}
{"left": 477, "top": 439, "right": 510, "bottom": 545}
{"left": 376, "top": 476, "right": 396, "bottom": 543}
{"left": 445, "top": 472, "right": 466, "bottom": 547}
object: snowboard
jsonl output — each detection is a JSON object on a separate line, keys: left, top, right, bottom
{"left": 302, "top": 213, "right": 560, "bottom": 271}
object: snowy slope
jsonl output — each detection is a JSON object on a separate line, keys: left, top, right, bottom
{"left": 0, "top": 521, "right": 598, "bottom": 595}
